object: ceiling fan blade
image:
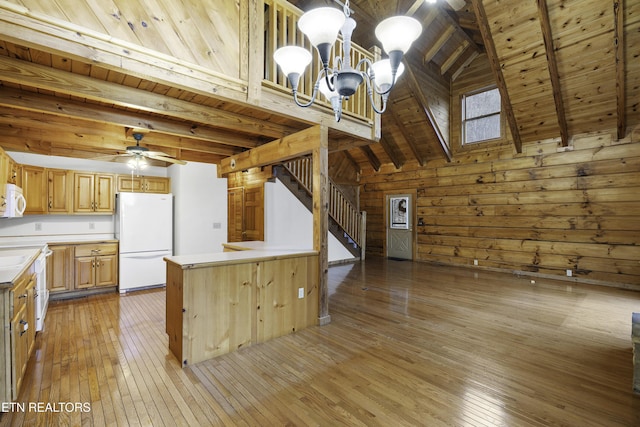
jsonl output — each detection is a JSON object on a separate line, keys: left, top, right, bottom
{"left": 146, "top": 153, "right": 187, "bottom": 165}
{"left": 145, "top": 151, "right": 171, "bottom": 157}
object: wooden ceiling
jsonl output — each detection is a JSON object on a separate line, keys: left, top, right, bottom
{"left": 0, "top": 0, "right": 638, "bottom": 176}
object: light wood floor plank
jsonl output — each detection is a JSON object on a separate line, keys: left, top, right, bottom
{"left": 1, "top": 258, "right": 639, "bottom": 426}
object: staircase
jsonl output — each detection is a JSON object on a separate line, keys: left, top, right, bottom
{"left": 273, "top": 158, "right": 366, "bottom": 260}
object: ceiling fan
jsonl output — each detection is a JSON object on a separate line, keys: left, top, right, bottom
{"left": 115, "top": 130, "right": 187, "bottom": 168}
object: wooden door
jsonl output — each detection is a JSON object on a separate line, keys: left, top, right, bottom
{"left": 243, "top": 185, "right": 264, "bottom": 241}
{"left": 73, "top": 173, "right": 95, "bottom": 213}
{"left": 48, "top": 169, "right": 71, "bottom": 213}
{"left": 21, "top": 165, "right": 47, "bottom": 214}
{"left": 144, "top": 177, "right": 170, "bottom": 193}
{"left": 227, "top": 187, "right": 244, "bottom": 242}
{"left": 75, "top": 257, "right": 96, "bottom": 288}
{"left": 94, "top": 174, "right": 114, "bottom": 212}
{"left": 386, "top": 194, "right": 413, "bottom": 260}
{"left": 95, "top": 255, "right": 118, "bottom": 287}
{"left": 47, "top": 245, "right": 74, "bottom": 293}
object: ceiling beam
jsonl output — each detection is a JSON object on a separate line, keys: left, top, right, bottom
{"left": 614, "top": 0, "right": 626, "bottom": 139}
{"left": 470, "top": 0, "right": 522, "bottom": 153}
{"left": 342, "top": 149, "right": 361, "bottom": 175}
{"left": 423, "top": 26, "right": 456, "bottom": 63}
{"left": 537, "top": 0, "right": 569, "bottom": 147}
{"left": 387, "top": 103, "right": 426, "bottom": 167}
{"left": 403, "top": 64, "right": 452, "bottom": 162}
{"left": 0, "top": 87, "right": 263, "bottom": 150}
{"left": 0, "top": 55, "right": 296, "bottom": 139}
{"left": 219, "top": 126, "right": 323, "bottom": 175}
{"left": 440, "top": 40, "right": 469, "bottom": 75}
{"left": 359, "top": 145, "right": 381, "bottom": 172}
{"left": 378, "top": 135, "right": 406, "bottom": 170}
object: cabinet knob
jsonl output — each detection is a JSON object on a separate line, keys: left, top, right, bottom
{"left": 18, "top": 293, "right": 27, "bottom": 299}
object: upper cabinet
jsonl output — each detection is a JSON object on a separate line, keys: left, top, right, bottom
{"left": 73, "top": 172, "right": 114, "bottom": 214}
{"left": 47, "top": 169, "right": 72, "bottom": 214}
{"left": 21, "top": 165, "right": 47, "bottom": 215}
{"left": 0, "top": 149, "right": 8, "bottom": 215}
{"left": 117, "top": 175, "right": 170, "bottom": 194}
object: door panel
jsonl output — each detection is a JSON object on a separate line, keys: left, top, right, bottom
{"left": 227, "top": 187, "right": 244, "bottom": 242}
{"left": 387, "top": 194, "right": 413, "bottom": 260}
{"left": 243, "top": 185, "right": 264, "bottom": 241}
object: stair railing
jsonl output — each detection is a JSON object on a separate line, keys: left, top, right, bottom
{"left": 283, "top": 157, "right": 365, "bottom": 250}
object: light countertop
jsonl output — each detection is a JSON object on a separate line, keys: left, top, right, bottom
{"left": 0, "top": 246, "right": 43, "bottom": 288}
{"left": 164, "top": 248, "right": 317, "bottom": 269}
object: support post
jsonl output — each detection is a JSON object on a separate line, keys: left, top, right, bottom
{"left": 313, "top": 125, "right": 330, "bottom": 325}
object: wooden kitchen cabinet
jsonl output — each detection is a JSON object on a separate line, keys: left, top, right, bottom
{"left": 7, "top": 271, "right": 36, "bottom": 400}
{"left": 0, "top": 149, "right": 8, "bottom": 215}
{"left": 7, "top": 156, "right": 19, "bottom": 185}
{"left": 47, "top": 169, "right": 72, "bottom": 213}
{"left": 117, "top": 175, "right": 170, "bottom": 193}
{"left": 74, "top": 243, "right": 118, "bottom": 289}
{"left": 21, "top": 165, "right": 48, "bottom": 215}
{"left": 73, "top": 172, "right": 115, "bottom": 213}
{"left": 47, "top": 245, "right": 75, "bottom": 293}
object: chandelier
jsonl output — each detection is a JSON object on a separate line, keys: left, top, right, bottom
{"left": 273, "top": 0, "right": 422, "bottom": 122}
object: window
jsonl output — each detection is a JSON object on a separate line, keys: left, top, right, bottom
{"left": 462, "top": 87, "right": 501, "bottom": 144}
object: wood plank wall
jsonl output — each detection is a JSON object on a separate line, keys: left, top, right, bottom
{"left": 9, "top": 0, "right": 242, "bottom": 78}
{"left": 360, "top": 56, "right": 640, "bottom": 289}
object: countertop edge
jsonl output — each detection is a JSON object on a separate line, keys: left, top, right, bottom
{"left": 164, "top": 249, "right": 318, "bottom": 270}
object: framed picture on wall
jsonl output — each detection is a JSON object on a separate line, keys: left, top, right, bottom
{"left": 390, "top": 196, "right": 409, "bottom": 229}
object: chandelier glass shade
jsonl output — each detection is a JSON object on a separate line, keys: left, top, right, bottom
{"left": 273, "top": 2, "right": 422, "bottom": 122}
{"left": 127, "top": 154, "right": 148, "bottom": 170}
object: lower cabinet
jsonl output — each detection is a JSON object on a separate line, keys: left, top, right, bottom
{"left": 48, "top": 241, "right": 119, "bottom": 296}
{"left": 2, "top": 270, "right": 36, "bottom": 402}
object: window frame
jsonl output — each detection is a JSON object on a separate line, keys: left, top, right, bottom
{"left": 461, "top": 86, "right": 503, "bottom": 146}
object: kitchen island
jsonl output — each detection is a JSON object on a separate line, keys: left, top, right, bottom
{"left": 164, "top": 247, "right": 318, "bottom": 366}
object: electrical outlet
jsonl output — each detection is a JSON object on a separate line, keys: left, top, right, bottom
{"left": 35, "top": 223, "right": 42, "bottom": 231}
{"left": 298, "top": 288, "right": 304, "bottom": 299}
{"left": 566, "top": 269, "right": 573, "bottom": 277}
{"left": 473, "top": 259, "right": 478, "bottom": 266}
{"left": 213, "top": 222, "right": 222, "bottom": 229}
{"left": 89, "top": 222, "right": 95, "bottom": 230}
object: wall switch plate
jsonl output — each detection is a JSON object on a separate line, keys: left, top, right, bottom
{"left": 473, "top": 259, "right": 478, "bottom": 266}
{"left": 298, "top": 288, "right": 304, "bottom": 299}
{"left": 566, "top": 269, "right": 573, "bottom": 277}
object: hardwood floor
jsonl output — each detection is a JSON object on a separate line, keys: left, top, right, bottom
{"left": 2, "top": 258, "right": 640, "bottom": 426}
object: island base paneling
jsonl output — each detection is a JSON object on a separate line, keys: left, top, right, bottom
{"left": 166, "top": 252, "right": 318, "bottom": 366}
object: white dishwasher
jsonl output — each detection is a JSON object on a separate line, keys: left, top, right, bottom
{"left": 34, "top": 245, "right": 52, "bottom": 332}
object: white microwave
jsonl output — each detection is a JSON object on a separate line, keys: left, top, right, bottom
{"left": 2, "top": 184, "right": 26, "bottom": 218}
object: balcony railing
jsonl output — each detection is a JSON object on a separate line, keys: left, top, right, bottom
{"left": 263, "top": 0, "right": 376, "bottom": 123}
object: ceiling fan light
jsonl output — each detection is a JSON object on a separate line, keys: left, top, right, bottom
{"left": 298, "top": 7, "right": 345, "bottom": 48}
{"left": 375, "top": 16, "right": 422, "bottom": 55}
{"left": 128, "top": 156, "right": 148, "bottom": 170}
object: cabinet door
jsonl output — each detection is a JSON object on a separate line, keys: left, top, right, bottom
{"left": 73, "top": 173, "right": 95, "bottom": 213}
{"left": 144, "top": 177, "right": 170, "bottom": 193}
{"left": 75, "top": 256, "right": 96, "bottom": 289}
{"left": 95, "top": 254, "right": 118, "bottom": 287}
{"left": 117, "top": 175, "right": 143, "bottom": 192}
{"left": 47, "top": 245, "right": 74, "bottom": 292}
{"left": 94, "top": 174, "right": 114, "bottom": 212}
{"left": 21, "top": 165, "right": 47, "bottom": 214}
{"left": 48, "top": 169, "right": 71, "bottom": 213}
{"left": 10, "top": 304, "right": 29, "bottom": 399}
{"left": 0, "top": 151, "right": 7, "bottom": 215}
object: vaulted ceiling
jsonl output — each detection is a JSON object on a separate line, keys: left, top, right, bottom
{"left": 0, "top": 0, "right": 638, "bottom": 177}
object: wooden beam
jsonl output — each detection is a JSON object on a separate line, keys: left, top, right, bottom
{"left": 312, "top": 125, "right": 330, "bottom": 325}
{"left": 0, "top": 55, "right": 295, "bottom": 139}
{"left": 537, "top": 0, "right": 569, "bottom": 147}
{"left": 440, "top": 40, "right": 470, "bottom": 75}
{"left": 0, "top": 87, "right": 262, "bottom": 150}
{"left": 470, "top": 0, "right": 522, "bottom": 153}
{"left": 424, "top": 26, "right": 456, "bottom": 63}
{"left": 614, "top": 0, "right": 626, "bottom": 139}
{"left": 342, "top": 150, "right": 362, "bottom": 175}
{"left": 450, "top": 50, "right": 479, "bottom": 82}
{"left": 359, "top": 145, "right": 381, "bottom": 172}
{"left": 219, "top": 126, "right": 321, "bottom": 175}
{"left": 379, "top": 135, "right": 406, "bottom": 170}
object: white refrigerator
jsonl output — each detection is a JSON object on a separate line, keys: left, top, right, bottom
{"left": 115, "top": 192, "right": 173, "bottom": 293}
